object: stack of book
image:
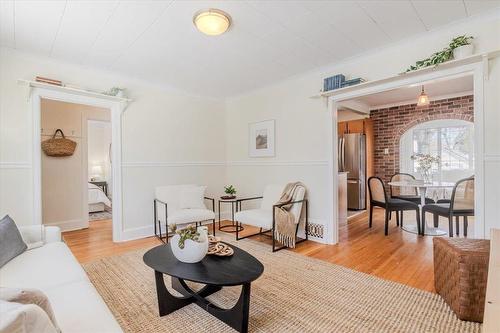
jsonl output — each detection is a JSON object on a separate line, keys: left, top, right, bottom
{"left": 323, "top": 74, "right": 345, "bottom": 92}
{"left": 35, "top": 76, "right": 62, "bottom": 86}
{"left": 340, "top": 78, "right": 365, "bottom": 88}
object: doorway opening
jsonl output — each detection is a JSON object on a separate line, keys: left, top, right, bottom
{"left": 40, "top": 99, "right": 112, "bottom": 236}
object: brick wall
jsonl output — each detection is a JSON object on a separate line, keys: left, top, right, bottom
{"left": 370, "top": 95, "right": 474, "bottom": 184}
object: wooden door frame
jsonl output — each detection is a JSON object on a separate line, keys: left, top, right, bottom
{"left": 325, "top": 61, "right": 485, "bottom": 244}
{"left": 30, "top": 86, "right": 127, "bottom": 242}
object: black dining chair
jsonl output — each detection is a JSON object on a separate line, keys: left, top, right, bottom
{"left": 389, "top": 173, "right": 435, "bottom": 228}
{"left": 368, "top": 177, "right": 421, "bottom": 236}
{"left": 422, "top": 176, "right": 474, "bottom": 237}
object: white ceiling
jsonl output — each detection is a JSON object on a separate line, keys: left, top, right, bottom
{"left": 1, "top": 1, "right": 498, "bottom": 98}
{"left": 354, "top": 74, "right": 473, "bottom": 107}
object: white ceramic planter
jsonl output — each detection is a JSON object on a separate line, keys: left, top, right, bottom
{"left": 170, "top": 226, "right": 208, "bottom": 263}
{"left": 453, "top": 45, "right": 474, "bottom": 60}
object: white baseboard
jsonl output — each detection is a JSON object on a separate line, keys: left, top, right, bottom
{"left": 44, "top": 219, "right": 87, "bottom": 232}
{"left": 121, "top": 225, "right": 155, "bottom": 242}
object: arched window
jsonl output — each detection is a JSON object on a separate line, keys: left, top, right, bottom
{"left": 399, "top": 119, "right": 474, "bottom": 183}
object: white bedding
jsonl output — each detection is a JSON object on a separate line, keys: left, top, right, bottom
{"left": 88, "top": 183, "right": 111, "bottom": 207}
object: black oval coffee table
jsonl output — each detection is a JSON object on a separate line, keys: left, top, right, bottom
{"left": 143, "top": 243, "right": 264, "bottom": 333}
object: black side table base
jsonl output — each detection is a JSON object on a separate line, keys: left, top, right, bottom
{"left": 219, "top": 222, "right": 244, "bottom": 233}
{"left": 154, "top": 271, "right": 251, "bottom": 333}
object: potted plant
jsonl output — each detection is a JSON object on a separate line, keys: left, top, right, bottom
{"left": 221, "top": 185, "right": 237, "bottom": 199}
{"left": 169, "top": 224, "right": 208, "bottom": 263}
{"left": 411, "top": 153, "right": 440, "bottom": 183}
{"left": 450, "top": 35, "right": 474, "bottom": 60}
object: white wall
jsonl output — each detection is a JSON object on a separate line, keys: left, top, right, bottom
{"left": 224, "top": 13, "right": 500, "bottom": 240}
{"left": 0, "top": 47, "right": 226, "bottom": 240}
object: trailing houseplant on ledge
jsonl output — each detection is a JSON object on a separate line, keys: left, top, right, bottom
{"left": 405, "top": 35, "right": 474, "bottom": 72}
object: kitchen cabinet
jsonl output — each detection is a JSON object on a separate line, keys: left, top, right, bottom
{"left": 347, "top": 119, "right": 365, "bottom": 133}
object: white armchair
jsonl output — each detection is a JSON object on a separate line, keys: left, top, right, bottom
{"left": 234, "top": 184, "right": 308, "bottom": 252}
{"left": 154, "top": 185, "right": 216, "bottom": 243}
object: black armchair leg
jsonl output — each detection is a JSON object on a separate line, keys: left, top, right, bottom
{"left": 396, "top": 211, "right": 400, "bottom": 226}
{"left": 455, "top": 216, "right": 460, "bottom": 236}
{"left": 448, "top": 215, "right": 453, "bottom": 237}
{"left": 384, "top": 210, "right": 389, "bottom": 236}
{"left": 369, "top": 205, "right": 373, "bottom": 228}
{"left": 464, "top": 216, "right": 468, "bottom": 237}
{"left": 400, "top": 211, "right": 404, "bottom": 228}
{"left": 433, "top": 214, "right": 439, "bottom": 228}
{"left": 415, "top": 209, "right": 421, "bottom": 235}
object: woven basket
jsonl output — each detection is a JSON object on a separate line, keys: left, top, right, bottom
{"left": 41, "top": 129, "right": 77, "bottom": 157}
{"left": 433, "top": 237, "right": 490, "bottom": 322}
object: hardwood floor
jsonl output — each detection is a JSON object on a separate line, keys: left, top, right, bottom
{"left": 63, "top": 209, "right": 471, "bottom": 293}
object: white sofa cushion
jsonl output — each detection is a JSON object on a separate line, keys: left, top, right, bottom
{"left": 168, "top": 209, "right": 215, "bottom": 225}
{"left": 179, "top": 186, "right": 207, "bottom": 209}
{"left": 0, "top": 242, "right": 88, "bottom": 291}
{"left": 44, "top": 281, "right": 122, "bottom": 333}
{"left": 235, "top": 209, "right": 273, "bottom": 229}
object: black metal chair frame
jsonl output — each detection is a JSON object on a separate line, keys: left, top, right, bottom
{"left": 153, "top": 197, "right": 216, "bottom": 243}
{"left": 422, "top": 176, "right": 474, "bottom": 237}
{"left": 368, "top": 176, "right": 421, "bottom": 236}
{"left": 234, "top": 196, "right": 309, "bottom": 252}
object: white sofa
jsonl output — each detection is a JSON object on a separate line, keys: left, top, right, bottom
{"left": 0, "top": 226, "right": 122, "bottom": 333}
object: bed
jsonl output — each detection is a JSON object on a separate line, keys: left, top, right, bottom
{"left": 88, "top": 183, "right": 112, "bottom": 213}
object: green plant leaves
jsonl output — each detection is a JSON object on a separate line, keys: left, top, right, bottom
{"left": 405, "top": 35, "right": 473, "bottom": 72}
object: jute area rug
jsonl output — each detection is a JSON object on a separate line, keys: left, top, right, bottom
{"left": 83, "top": 235, "right": 481, "bottom": 333}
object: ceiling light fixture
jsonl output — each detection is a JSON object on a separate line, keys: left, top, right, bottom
{"left": 417, "top": 85, "right": 430, "bottom": 107}
{"left": 193, "top": 8, "right": 231, "bottom": 36}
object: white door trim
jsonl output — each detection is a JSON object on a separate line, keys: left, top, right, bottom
{"left": 326, "top": 61, "right": 486, "bottom": 244}
{"left": 31, "top": 87, "right": 126, "bottom": 242}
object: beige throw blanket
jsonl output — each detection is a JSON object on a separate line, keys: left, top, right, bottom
{"left": 274, "top": 182, "right": 306, "bottom": 248}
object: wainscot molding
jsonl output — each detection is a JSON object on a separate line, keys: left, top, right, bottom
{"left": 122, "top": 161, "right": 225, "bottom": 168}
{"left": 0, "top": 162, "right": 32, "bottom": 169}
{"left": 484, "top": 155, "right": 500, "bottom": 162}
{"left": 122, "top": 160, "right": 329, "bottom": 168}
{"left": 226, "top": 160, "right": 328, "bottom": 167}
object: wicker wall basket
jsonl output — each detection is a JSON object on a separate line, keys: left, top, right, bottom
{"left": 41, "top": 129, "right": 77, "bottom": 157}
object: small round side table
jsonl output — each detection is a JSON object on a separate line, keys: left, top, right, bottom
{"left": 218, "top": 198, "right": 244, "bottom": 232}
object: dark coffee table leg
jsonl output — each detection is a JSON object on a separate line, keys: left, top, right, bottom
{"left": 154, "top": 271, "right": 193, "bottom": 316}
{"left": 154, "top": 271, "right": 252, "bottom": 333}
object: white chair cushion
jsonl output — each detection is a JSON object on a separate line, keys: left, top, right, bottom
{"left": 0, "top": 242, "right": 88, "bottom": 291}
{"left": 261, "top": 185, "right": 285, "bottom": 210}
{"left": 179, "top": 186, "right": 207, "bottom": 209}
{"left": 167, "top": 209, "right": 215, "bottom": 225}
{"left": 44, "top": 281, "right": 122, "bottom": 333}
{"left": 235, "top": 209, "right": 273, "bottom": 229}
{"left": 155, "top": 184, "right": 197, "bottom": 213}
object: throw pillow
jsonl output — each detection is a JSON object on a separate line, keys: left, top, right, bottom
{"left": 0, "top": 288, "right": 59, "bottom": 332}
{"left": 0, "top": 215, "right": 27, "bottom": 268}
{"left": 179, "top": 186, "right": 207, "bottom": 209}
{"left": 0, "top": 300, "right": 58, "bottom": 333}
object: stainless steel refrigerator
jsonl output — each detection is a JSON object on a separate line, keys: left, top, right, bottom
{"left": 338, "top": 133, "right": 366, "bottom": 210}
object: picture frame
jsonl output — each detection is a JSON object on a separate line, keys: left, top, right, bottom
{"left": 249, "top": 120, "right": 275, "bottom": 157}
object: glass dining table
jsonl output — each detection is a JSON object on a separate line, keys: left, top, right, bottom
{"left": 387, "top": 180, "right": 455, "bottom": 236}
